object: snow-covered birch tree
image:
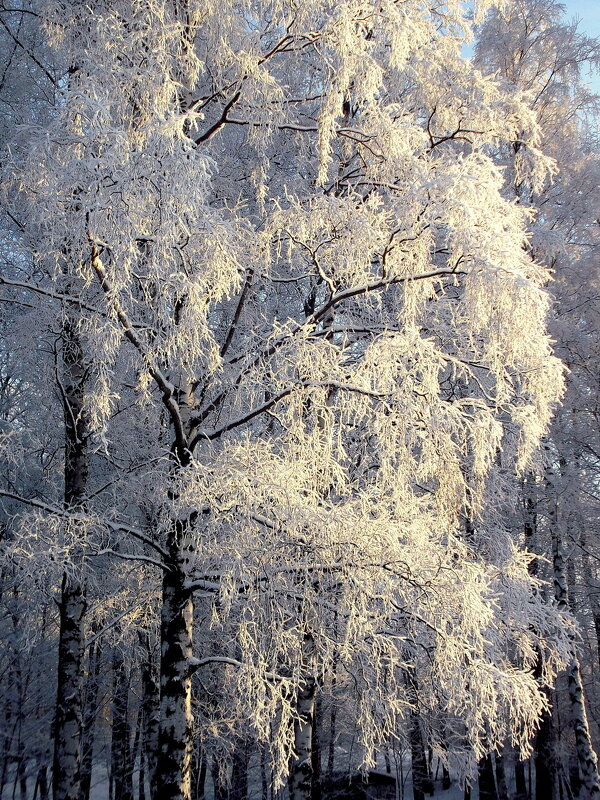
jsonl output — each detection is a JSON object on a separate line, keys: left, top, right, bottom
{"left": 0, "top": 0, "right": 579, "bottom": 798}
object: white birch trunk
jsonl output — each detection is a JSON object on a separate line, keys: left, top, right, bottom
{"left": 53, "top": 312, "right": 88, "bottom": 800}
{"left": 156, "top": 521, "right": 195, "bottom": 800}
{"left": 288, "top": 676, "right": 317, "bottom": 800}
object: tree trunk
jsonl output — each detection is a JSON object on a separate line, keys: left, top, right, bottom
{"left": 17, "top": 754, "right": 27, "bottom": 800}
{"left": 112, "top": 648, "right": 134, "bottom": 800}
{"left": 231, "top": 738, "right": 249, "bottom": 800}
{"left": 403, "top": 670, "right": 433, "bottom": 800}
{"left": 408, "top": 715, "right": 429, "bottom": 800}
{"left": 133, "top": 705, "right": 146, "bottom": 800}
{"left": 53, "top": 576, "right": 87, "bottom": 800}
{"left": 442, "top": 763, "right": 451, "bottom": 791}
{"left": 566, "top": 658, "right": 600, "bottom": 799}
{"left": 311, "top": 693, "right": 322, "bottom": 800}
{"left": 495, "top": 751, "right": 508, "bottom": 800}
{"left": 384, "top": 749, "right": 391, "bottom": 776}
{"left": 478, "top": 754, "right": 498, "bottom": 800}
{"left": 156, "top": 531, "right": 195, "bottom": 800}
{"left": 535, "top": 696, "right": 556, "bottom": 800}
{"left": 514, "top": 758, "right": 528, "bottom": 800}
{"left": 288, "top": 677, "right": 317, "bottom": 800}
{"left": 551, "top": 495, "right": 600, "bottom": 799}
{"left": 523, "top": 474, "right": 556, "bottom": 800}
{"left": 81, "top": 640, "right": 101, "bottom": 800}
{"left": 326, "top": 674, "right": 337, "bottom": 780}
{"left": 53, "top": 312, "right": 88, "bottom": 800}
{"left": 141, "top": 635, "right": 160, "bottom": 800}
{"left": 37, "top": 765, "right": 50, "bottom": 800}
{"left": 261, "top": 743, "right": 269, "bottom": 800}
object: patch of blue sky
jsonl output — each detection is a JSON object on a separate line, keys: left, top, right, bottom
{"left": 563, "top": 0, "right": 600, "bottom": 92}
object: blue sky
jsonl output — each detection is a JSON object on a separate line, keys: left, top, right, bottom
{"left": 563, "top": 0, "right": 600, "bottom": 91}
{"left": 563, "top": 0, "right": 600, "bottom": 38}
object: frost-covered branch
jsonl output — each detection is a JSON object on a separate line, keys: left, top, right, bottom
{"left": 0, "top": 490, "right": 168, "bottom": 559}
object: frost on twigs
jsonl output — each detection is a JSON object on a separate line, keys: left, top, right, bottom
{"left": 1, "top": 0, "right": 575, "bottom": 786}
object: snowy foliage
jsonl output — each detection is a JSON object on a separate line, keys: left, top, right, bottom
{"left": 0, "top": 0, "right": 581, "bottom": 791}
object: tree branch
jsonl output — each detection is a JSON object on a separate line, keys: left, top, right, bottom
{"left": 0, "top": 489, "right": 169, "bottom": 559}
{"left": 189, "top": 388, "right": 293, "bottom": 448}
{"left": 88, "top": 238, "right": 188, "bottom": 456}
{"left": 0, "top": 14, "right": 56, "bottom": 85}
{"left": 0, "top": 275, "right": 107, "bottom": 317}
{"left": 312, "top": 268, "right": 466, "bottom": 323}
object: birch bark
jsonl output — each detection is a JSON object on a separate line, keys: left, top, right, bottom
{"left": 52, "top": 310, "right": 88, "bottom": 800}
{"left": 156, "top": 530, "right": 195, "bottom": 800}
{"left": 288, "top": 676, "right": 317, "bottom": 800}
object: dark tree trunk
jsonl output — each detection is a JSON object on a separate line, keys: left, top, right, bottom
{"left": 535, "top": 697, "right": 556, "bottom": 800}
{"left": 384, "top": 749, "right": 391, "bottom": 776}
{"left": 133, "top": 705, "right": 146, "bottom": 800}
{"left": 231, "top": 738, "right": 249, "bottom": 800}
{"left": 442, "top": 763, "right": 451, "bottom": 791}
{"left": 404, "top": 670, "right": 433, "bottom": 800}
{"left": 311, "top": 692, "right": 322, "bottom": 800}
{"left": 478, "top": 754, "right": 498, "bottom": 800}
{"left": 37, "top": 765, "right": 50, "bottom": 800}
{"left": 17, "top": 755, "right": 27, "bottom": 800}
{"left": 592, "top": 609, "right": 600, "bottom": 672}
{"left": 408, "top": 711, "right": 431, "bottom": 800}
{"left": 81, "top": 639, "right": 101, "bottom": 800}
{"left": 112, "top": 648, "right": 134, "bottom": 800}
{"left": 567, "top": 755, "right": 581, "bottom": 800}
{"left": 141, "top": 635, "right": 160, "bottom": 800}
{"left": 260, "top": 744, "right": 269, "bottom": 800}
{"left": 495, "top": 752, "right": 508, "bottom": 800}
{"left": 326, "top": 681, "right": 337, "bottom": 780}
{"left": 514, "top": 758, "right": 528, "bottom": 800}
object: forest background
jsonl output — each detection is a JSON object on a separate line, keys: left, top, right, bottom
{"left": 1, "top": 1, "right": 599, "bottom": 800}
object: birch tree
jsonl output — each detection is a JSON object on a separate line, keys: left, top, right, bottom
{"left": 0, "top": 0, "right": 579, "bottom": 798}
{"left": 475, "top": 1, "right": 600, "bottom": 795}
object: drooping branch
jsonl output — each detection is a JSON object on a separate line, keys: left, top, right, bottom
{"left": 0, "top": 489, "right": 169, "bottom": 559}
